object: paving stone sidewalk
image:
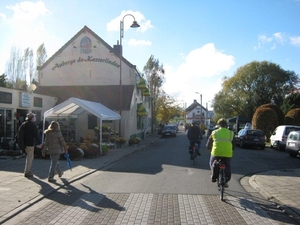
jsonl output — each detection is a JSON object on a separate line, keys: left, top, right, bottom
{"left": 247, "top": 168, "right": 300, "bottom": 223}
{"left": 0, "top": 134, "right": 160, "bottom": 224}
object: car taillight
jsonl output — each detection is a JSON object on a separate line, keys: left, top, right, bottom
{"left": 281, "top": 136, "right": 285, "bottom": 141}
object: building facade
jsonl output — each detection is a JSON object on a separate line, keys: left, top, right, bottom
{"left": 36, "top": 26, "right": 151, "bottom": 142}
{"left": 185, "top": 99, "right": 213, "bottom": 127}
{"left": 0, "top": 86, "right": 57, "bottom": 143}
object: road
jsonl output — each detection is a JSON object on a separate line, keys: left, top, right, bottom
{"left": 5, "top": 131, "right": 300, "bottom": 224}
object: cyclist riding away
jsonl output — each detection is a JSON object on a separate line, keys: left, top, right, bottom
{"left": 187, "top": 122, "right": 203, "bottom": 159}
{"left": 206, "top": 118, "right": 235, "bottom": 187}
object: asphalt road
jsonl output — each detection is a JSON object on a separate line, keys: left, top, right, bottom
{"left": 5, "top": 131, "right": 299, "bottom": 224}
{"left": 80, "top": 131, "right": 299, "bottom": 197}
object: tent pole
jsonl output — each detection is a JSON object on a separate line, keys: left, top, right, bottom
{"left": 99, "top": 119, "right": 102, "bottom": 156}
{"left": 42, "top": 117, "right": 45, "bottom": 143}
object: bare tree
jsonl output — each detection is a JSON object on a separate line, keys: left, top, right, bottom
{"left": 5, "top": 46, "right": 25, "bottom": 89}
{"left": 23, "top": 48, "right": 29, "bottom": 85}
{"left": 35, "top": 43, "right": 47, "bottom": 83}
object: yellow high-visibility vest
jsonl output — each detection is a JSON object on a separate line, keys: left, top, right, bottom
{"left": 211, "top": 128, "right": 234, "bottom": 157}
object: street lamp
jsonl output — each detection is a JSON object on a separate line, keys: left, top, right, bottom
{"left": 118, "top": 14, "right": 140, "bottom": 136}
{"left": 195, "top": 92, "right": 202, "bottom": 124}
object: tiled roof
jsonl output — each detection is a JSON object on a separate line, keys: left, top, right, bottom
{"left": 185, "top": 101, "right": 200, "bottom": 112}
{"left": 35, "top": 85, "right": 134, "bottom": 111}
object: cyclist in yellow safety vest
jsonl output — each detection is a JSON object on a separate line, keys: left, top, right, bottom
{"left": 206, "top": 118, "right": 235, "bottom": 188}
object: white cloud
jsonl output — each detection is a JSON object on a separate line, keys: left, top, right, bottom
{"left": 177, "top": 43, "right": 235, "bottom": 78}
{"left": 128, "top": 38, "right": 151, "bottom": 46}
{"left": 290, "top": 36, "right": 300, "bottom": 47}
{"left": 273, "top": 32, "right": 285, "bottom": 43}
{"left": 258, "top": 34, "right": 273, "bottom": 43}
{"left": 107, "top": 10, "right": 153, "bottom": 33}
{"left": 255, "top": 32, "right": 286, "bottom": 50}
{"left": 6, "top": 1, "right": 50, "bottom": 24}
{"left": 4, "top": 1, "right": 51, "bottom": 50}
{"left": 0, "top": 13, "right": 6, "bottom": 21}
{"left": 162, "top": 43, "right": 235, "bottom": 106}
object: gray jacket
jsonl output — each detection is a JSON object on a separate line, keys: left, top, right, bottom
{"left": 42, "top": 130, "right": 67, "bottom": 155}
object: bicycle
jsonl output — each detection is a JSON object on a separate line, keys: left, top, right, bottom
{"left": 215, "top": 159, "right": 227, "bottom": 201}
{"left": 189, "top": 142, "right": 198, "bottom": 165}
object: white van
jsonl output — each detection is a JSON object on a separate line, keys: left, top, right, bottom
{"left": 270, "top": 125, "right": 300, "bottom": 151}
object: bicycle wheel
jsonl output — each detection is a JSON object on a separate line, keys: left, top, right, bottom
{"left": 219, "top": 169, "right": 225, "bottom": 201}
{"left": 192, "top": 149, "right": 197, "bottom": 165}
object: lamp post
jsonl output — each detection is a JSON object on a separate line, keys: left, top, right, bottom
{"left": 206, "top": 101, "right": 211, "bottom": 127}
{"left": 118, "top": 14, "right": 140, "bottom": 137}
{"left": 195, "top": 92, "right": 202, "bottom": 124}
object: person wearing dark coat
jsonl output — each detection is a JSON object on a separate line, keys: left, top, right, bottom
{"left": 24, "top": 112, "right": 42, "bottom": 178}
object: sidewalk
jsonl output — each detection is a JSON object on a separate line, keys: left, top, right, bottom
{"left": 242, "top": 168, "right": 300, "bottom": 223}
{"left": 0, "top": 134, "right": 160, "bottom": 224}
{"left": 0, "top": 134, "right": 300, "bottom": 224}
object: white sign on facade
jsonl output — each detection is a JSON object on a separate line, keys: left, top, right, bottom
{"left": 19, "top": 92, "right": 30, "bottom": 108}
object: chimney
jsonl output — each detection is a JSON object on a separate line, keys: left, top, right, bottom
{"left": 113, "top": 44, "right": 122, "bottom": 55}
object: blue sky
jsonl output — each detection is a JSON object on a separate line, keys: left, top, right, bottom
{"left": 1, "top": 0, "right": 300, "bottom": 109}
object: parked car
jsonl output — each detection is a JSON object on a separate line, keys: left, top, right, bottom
{"left": 270, "top": 125, "right": 300, "bottom": 151}
{"left": 236, "top": 129, "right": 266, "bottom": 149}
{"left": 161, "top": 125, "right": 177, "bottom": 138}
{"left": 285, "top": 131, "right": 300, "bottom": 158}
{"left": 169, "top": 123, "right": 178, "bottom": 132}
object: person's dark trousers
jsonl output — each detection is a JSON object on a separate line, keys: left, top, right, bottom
{"left": 189, "top": 140, "right": 201, "bottom": 154}
{"left": 209, "top": 156, "right": 231, "bottom": 182}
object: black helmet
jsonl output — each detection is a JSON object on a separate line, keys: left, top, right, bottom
{"left": 217, "top": 118, "right": 227, "bottom": 127}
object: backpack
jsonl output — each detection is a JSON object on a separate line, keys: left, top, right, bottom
{"left": 14, "top": 121, "right": 27, "bottom": 151}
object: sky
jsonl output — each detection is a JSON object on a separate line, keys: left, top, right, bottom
{"left": 0, "top": 0, "right": 300, "bottom": 110}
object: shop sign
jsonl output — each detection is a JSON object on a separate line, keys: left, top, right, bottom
{"left": 19, "top": 92, "right": 30, "bottom": 108}
{"left": 0, "top": 91, "right": 12, "bottom": 104}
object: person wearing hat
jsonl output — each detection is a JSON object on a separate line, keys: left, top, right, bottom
{"left": 187, "top": 122, "right": 203, "bottom": 159}
{"left": 23, "top": 112, "right": 42, "bottom": 178}
{"left": 206, "top": 118, "right": 235, "bottom": 187}
{"left": 41, "top": 121, "right": 69, "bottom": 183}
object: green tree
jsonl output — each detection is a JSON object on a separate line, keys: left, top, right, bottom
{"left": 252, "top": 107, "right": 278, "bottom": 140}
{"left": 284, "top": 108, "right": 300, "bottom": 125}
{"left": 259, "top": 103, "right": 284, "bottom": 125}
{"left": 156, "top": 92, "right": 180, "bottom": 124}
{"left": 143, "top": 55, "right": 165, "bottom": 133}
{"left": 281, "top": 93, "right": 300, "bottom": 115}
{"left": 0, "top": 74, "right": 7, "bottom": 87}
{"left": 213, "top": 61, "right": 299, "bottom": 119}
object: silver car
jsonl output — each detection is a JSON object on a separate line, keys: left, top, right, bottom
{"left": 285, "top": 131, "right": 300, "bottom": 158}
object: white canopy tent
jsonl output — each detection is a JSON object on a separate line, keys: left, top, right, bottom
{"left": 42, "top": 97, "right": 121, "bottom": 152}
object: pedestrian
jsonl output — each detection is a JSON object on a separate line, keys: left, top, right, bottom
{"left": 41, "top": 121, "right": 69, "bottom": 183}
{"left": 23, "top": 112, "right": 43, "bottom": 178}
{"left": 206, "top": 118, "right": 235, "bottom": 187}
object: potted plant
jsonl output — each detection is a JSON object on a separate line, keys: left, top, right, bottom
{"left": 116, "top": 137, "right": 126, "bottom": 147}
{"left": 129, "top": 137, "right": 141, "bottom": 146}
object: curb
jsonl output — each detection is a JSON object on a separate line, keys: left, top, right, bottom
{"left": 248, "top": 174, "right": 300, "bottom": 224}
{"left": 0, "top": 136, "right": 161, "bottom": 224}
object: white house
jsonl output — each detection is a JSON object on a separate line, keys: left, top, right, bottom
{"left": 36, "top": 26, "right": 151, "bottom": 142}
{"left": 185, "top": 99, "right": 213, "bottom": 127}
